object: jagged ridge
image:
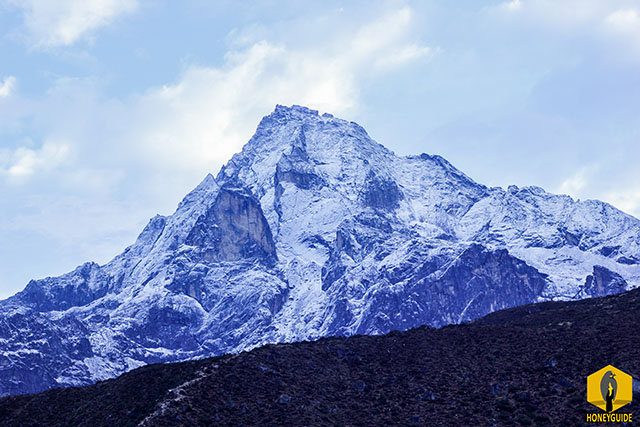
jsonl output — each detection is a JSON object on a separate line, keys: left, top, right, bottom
{"left": 1, "top": 104, "right": 639, "bottom": 396}
{"left": 1, "top": 287, "right": 639, "bottom": 426}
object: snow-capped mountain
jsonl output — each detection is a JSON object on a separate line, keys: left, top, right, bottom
{"left": 1, "top": 105, "right": 639, "bottom": 396}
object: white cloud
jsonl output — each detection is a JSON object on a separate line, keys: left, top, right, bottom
{"left": 605, "top": 188, "right": 640, "bottom": 218}
{"left": 488, "top": 1, "right": 640, "bottom": 62}
{"left": 0, "top": 141, "right": 70, "bottom": 179}
{"left": 113, "top": 6, "right": 433, "bottom": 179}
{"left": 603, "top": 8, "right": 640, "bottom": 56}
{"left": 502, "top": 0, "right": 523, "bottom": 12}
{"left": 492, "top": 1, "right": 629, "bottom": 30}
{"left": 606, "top": 8, "right": 640, "bottom": 28}
{"left": 555, "top": 165, "right": 640, "bottom": 218}
{"left": 0, "top": 6, "right": 433, "bottom": 296}
{"left": 555, "top": 163, "right": 602, "bottom": 198}
{"left": 0, "top": 5, "right": 433, "bottom": 194}
{"left": 557, "top": 169, "right": 588, "bottom": 196}
{"left": 8, "top": 0, "right": 138, "bottom": 47}
{"left": 375, "top": 44, "right": 434, "bottom": 69}
{"left": 351, "top": 7, "right": 413, "bottom": 56}
{"left": 0, "top": 76, "right": 16, "bottom": 97}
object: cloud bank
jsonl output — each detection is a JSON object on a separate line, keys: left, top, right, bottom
{"left": 0, "top": 4, "right": 433, "bottom": 297}
{"left": 7, "top": 0, "right": 138, "bottom": 47}
{"left": 0, "top": 76, "right": 16, "bottom": 97}
{"left": 0, "top": 1, "right": 639, "bottom": 299}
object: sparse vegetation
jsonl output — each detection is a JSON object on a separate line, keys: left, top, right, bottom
{"left": 0, "top": 288, "right": 639, "bottom": 426}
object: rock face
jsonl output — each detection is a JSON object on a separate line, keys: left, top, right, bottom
{"left": 582, "top": 265, "right": 628, "bottom": 298}
{"left": 2, "top": 287, "right": 640, "bottom": 426}
{"left": 1, "top": 104, "right": 640, "bottom": 396}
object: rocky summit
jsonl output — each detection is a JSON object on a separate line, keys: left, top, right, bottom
{"left": 1, "top": 105, "right": 639, "bottom": 396}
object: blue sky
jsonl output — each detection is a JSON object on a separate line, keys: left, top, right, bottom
{"left": 1, "top": 0, "right": 640, "bottom": 298}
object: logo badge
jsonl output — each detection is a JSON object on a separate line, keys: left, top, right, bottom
{"left": 587, "top": 365, "right": 633, "bottom": 413}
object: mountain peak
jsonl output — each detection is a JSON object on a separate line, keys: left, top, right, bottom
{"left": 1, "top": 106, "right": 639, "bottom": 397}
{"left": 177, "top": 172, "right": 219, "bottom": 211}
{"left": 256, "top": 104, "right": 363, "bottom": 136}
{"left": 216, "top": 104, "right": 387, "bottom": 196}
{"left": 254, "top": 104, "right": 324, "bottom": 134}
{"left": 273, "top": 104, "right": 320, "bottom": 118}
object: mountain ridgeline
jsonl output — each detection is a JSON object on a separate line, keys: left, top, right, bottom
{"left": 1, "top": 105, "right": 639, "bottom": 396}
{"left": 1, "top": 285, "right": 639, "bottom": 426}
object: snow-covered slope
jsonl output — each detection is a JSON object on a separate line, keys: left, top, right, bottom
{"left": 1, "top": 105, "right": 639, "bottom": 396}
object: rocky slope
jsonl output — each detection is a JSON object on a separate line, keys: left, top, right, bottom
{"left": 1, "top": 105, "right": 639, "bottom": 396}
{"left": 1, "top": 287, "right": 639, "bottom": 426}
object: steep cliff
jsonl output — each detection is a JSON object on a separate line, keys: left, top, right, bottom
{"left": 1, "top": 105, "right": 639, "bottom": 396}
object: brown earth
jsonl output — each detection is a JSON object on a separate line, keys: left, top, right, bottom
{"left": 1, "top": 288, "right": 639, "bottom": 426}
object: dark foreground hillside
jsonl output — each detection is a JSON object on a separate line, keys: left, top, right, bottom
{"left": 1, "top": 289, "right": 639, "bottom": 426}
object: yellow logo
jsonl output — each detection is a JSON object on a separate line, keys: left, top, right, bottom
{"left": 587, "top": 365, "right": 632, "bottom": 415}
